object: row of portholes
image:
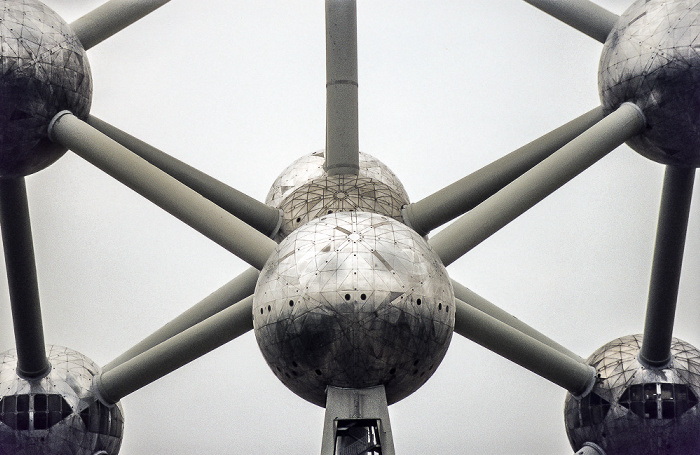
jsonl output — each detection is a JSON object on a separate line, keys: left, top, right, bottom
{"left": 258, "top": 297, "right": 451, "bottom": 314}
{"left": 273, "top": 359, "right": 438, "bottom": 383}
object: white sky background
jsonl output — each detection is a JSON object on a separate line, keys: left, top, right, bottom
{"left": 1, "top": 0, "right": 698, "bottom": 453}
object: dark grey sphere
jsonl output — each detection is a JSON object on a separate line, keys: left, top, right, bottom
{"left": 599, "top": 0, "right": 700, "bottom": 166}
{"left": 564, "top": 335, "right": 700, "bottom": 455}
{"left": 0, "top": 345, "right": 124, "bottom": 455}
{"left": 0, "top": 0, "right": 92, "bottom": 177}
{"left": 253, "top": 212, "right": 454, "bottom": 407}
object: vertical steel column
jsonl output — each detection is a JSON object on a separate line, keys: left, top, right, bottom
{"left": 321, "top": 386, "right": 395, "bottom": 455}
{"left": 325, "top": 0, "right": 360, "bottom": 176}
{"left": 404, "top": 107, "right": 605, "bottom": 236}
{"left": 48, "top": 111, "right": 277, "bottom": 270}
{"left": 430, "top": 102, "right": 646, "bottom": 266}
{"left": 0, "top": 178, "right": 51, "bottom": 379}
{"left": 95, "top": 296, "right": 254, "bottom": 404}
{"left": 522, "top": 0, "right": 618, "bottom": 43}
{"left": 71, "top": 0, "right": 173, "bottom": 50}
{"left": 639, "top": 165, "right": 695, "bottom": 368}
{"left": 454, "top": 298, "right": 596, "bottom": 396}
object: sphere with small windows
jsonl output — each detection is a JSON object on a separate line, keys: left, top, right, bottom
{"left": 0, "top": 345, "right": 124, "bottom": 455}
{"left": 564, "top": 335, "right": 700, "bottom": 455}
{"left": 253, "top": 211, "right": 454, "bottom": 407}
{"left": 265, "top": 150, "right": 410, "bottom": 240}
{"left": 0, "top": 0, "right": 92, "bottom": 177}
{"left": 599, "top": 0, "right": 700, "bottom": 166}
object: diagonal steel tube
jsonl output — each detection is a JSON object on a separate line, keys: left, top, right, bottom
{"left": 454, "top": 298, "right": 596, "bottom": 396}
{"left": 0, "top": 178, "right": 51, "bottom": 379}
{"left": 522, "top": 0, "right": 619, "bottom": 43}
{"left": 451, "top": 280, "right": 584, "bottom": 363}
{"left": 404, "top": 106, "right": 605, "bottom": 236}
{"left": 639, "top": 165, "right": 695, "bottom": 368}
{"left": 95, "top": 296, "right": 254, "bottom": 404}
{"left": 103, "top": 267, "right": 259, "bottom": 372}
{"left": 430, "top": 102, "right": 646, "bottom": 267}
{"left": 87, "top": 116, "right": 282, "bottom": 238}
{"left": 48, "top": 111, "right": 277, "bottom": 270}
{"left": 325, "top": 0, "right": 359, "bottom": 176}
{"left": 70, "top": 0, "right": 172, "bottom": 50}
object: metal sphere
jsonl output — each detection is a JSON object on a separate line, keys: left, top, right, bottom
{"left": 253, "top": 211, "right": 454, "bottom": 407}
{"left": 0, "top": 0, "right": 93, "bottom": 178}
{"left": 265, "top": 150, "right": 410, "bottom": 239}
{"left": 0, "top": 345, "right": 124, "bottom": 455}
{"left": 599, "top": 0, "right": 700, "bottom": 166}
{"left": 564, "top": 335, "right": 700, "bottom": 455}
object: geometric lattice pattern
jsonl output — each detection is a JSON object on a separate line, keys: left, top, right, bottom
{"left": 564, "top": 335, "right": 700, "bottom": 455}
{"left": 0, "top": 0, "right": 92, "bottom": 177}
{"left": 265, "top": 150, "right": 409, "bottom": 213}
{"left": 253, "top": 212, "right": 454, "bottom": 406}
{"left": 277, "top": 175, "right": 409, "bottom": 239}
{"left": 0, "top": 345, "right": 123, "bottom": 455}
{"left": 599, "top": 0, "right": 700, "bottom": 166}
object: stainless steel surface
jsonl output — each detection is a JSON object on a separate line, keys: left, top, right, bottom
{"left": 640, "top": 165, "right": 695, "bottom": 367}
{"left": 95, "top": 296, "right": 254, "bottom": 404}
{"left": 49, "top": 112, "right": 277, "bottom": 270}
{"left": 403, "top": 106, "right": 606, "bottom": 237}
{"left": 0, "top": 0, "right": 92, "bottom": 178}
{"left": 523, "top": 0, "right": 618, "bottom": 43}
{"left": 599, "top": 0, "right": 700, "bottom": 166}
{"left": 0, "top": 178, "right": 50, "bottom": 379}
{"left": 430, "top": 103, "right": 646, "bottom": 267}
{"left": 70, "top": 0, "right": 172, "bottom": 51}
{"left": 453, "top": 298, "right": 595, "bottom": 396}
{"left": 265, "top": 150, "right": 409, "bottom": 239}
{"left": 325, "top": 0, "right": 359, "bottom": 176}
{"left": 321, "top": 386, "right": 394, "bottom": 455}
{"left": 253, "top": 211, "right": 454, "bottom": 406}
{"left": 0, "top": 345, "right": 123, "bottom": 455}
{"left": 564, "top": 334, "right": 700, "bottom": 455}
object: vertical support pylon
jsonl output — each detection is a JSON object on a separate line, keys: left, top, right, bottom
{"left": 325, "top": 0, "right": 360, "bottom": 176}
{"left": 321, "top": 386, "right": 395, "bottom": 455}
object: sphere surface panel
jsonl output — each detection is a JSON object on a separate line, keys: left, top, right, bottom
{"left": 564, "top": 335, "right": 700, "bottom": 455}
{"left": 265, "top": 150, "right": 409, "bottom": 208}
{"left": 0, "top": 345, "right": 124, "bottom": 455}
{"left": 276, "top": 174, "right": 409, "bottom": 239}
{"left": 253, "top": 212, "right": 454, "bottom": 407}
{"left": 0, "top": 0, "right": 92, "bottom": 177}
{"left": 599, "top": 0, "right": 700, "bottom": 166}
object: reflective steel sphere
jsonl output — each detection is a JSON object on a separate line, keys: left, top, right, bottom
{"left": 0, "top": 345, "right": 124, "bottom": 455}
{"left": 564, "top": 335, "right": 700, "bottom": 455}
{"left": 253, "top": 211, "right": 454, "bottom": 407}
{"left": 0, "top": 0, "right": 93, "bottom": 177}
{"left": 599, "top": 0, "right": 700, "bottom": 166}
{"left": 265, "top": 150, "right": 410, "bottom": 239}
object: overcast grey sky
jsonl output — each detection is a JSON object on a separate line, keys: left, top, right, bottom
{"left": 1, "top": 0, "right": 698, "bottom": 454}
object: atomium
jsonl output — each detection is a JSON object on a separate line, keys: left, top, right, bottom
{"left": 564, "top": 335, "right": 700, "bottom": 455}
{"left": 253, "top": 211, "right": 454, "bottom": 406}
{"left": 0, "top": 0, "right": 700, "bottom": 454}
{"left": 600, "top": 0, "right": 700, "bottom": 166}
{"left": 0, "top": 0, "right": 92, "bottom": 178}
{"left": 0, "top": 345, "right": 123, "bottom": 455}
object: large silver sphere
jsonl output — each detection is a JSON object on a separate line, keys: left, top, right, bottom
{"left": 0, "top": 345, "right": 124, "bottom": 455}
{"left": 0, "top": 0, "right": 93, "bottom": 178}
{"left": 599, "top": 0, "right": 700, "bottom": 166}
{"left": 564, "top": 335, "right": 700, "bottom": 455}
{"left": 265, "top": 150, "right": 410, "bottom": 239}
{"left": 253, "top": 211, "right": 454, "bottom": 407}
